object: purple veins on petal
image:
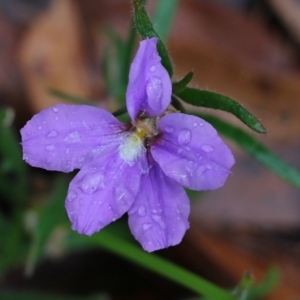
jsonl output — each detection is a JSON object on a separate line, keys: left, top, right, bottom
{"left": 66, "top": 150, "right": 142, "bottom": 236}
{"left": 151, "top": 113, "right": 235, "bottom": 191}
{"left": 21, "top": 104, "right": 126, "bottom": 172}
{"left": 126, "top": 38, "right": 172, "bottom": 120}
{"left": 128, "top": 158, "right": 190, "bottom": 252}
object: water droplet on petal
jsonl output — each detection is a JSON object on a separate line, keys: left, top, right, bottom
{"left": 80, "top": 173, "right": 104, "bottom": 194}
{"left": 152, "top": 214, "right": 166, "bottom": 229}
{"left": 64, "top": 131, "right": 81, "bottom": 143}
{"left": 53, "top": 107, "right": 59, "bottom": 113}
{"left": 152, "top": 209, "right": 158, "bottom": 214}
{"left": 176, "top": 208, "right": 180, "bottom": 214}
{"left": 138, "top": 205, "right": 146, "bottom": 216}
{"left": 178, "top": 129, "right": 191, "bottom": 145}
{"left": 143, "top": 223, "right": 152, "bottom": 231}
{"left": 112, "top": 217, "right": 116, "bottom": 222}
{"left": 206, "top": 163, "right": 212, "bottom": 170}
{"left": 68, "top": 191, "right": 77, "bottom": 201}
{"left": 108, "top": 206, "right": 112, "bottom": 210}
{"left": 38, "top": 126, "right": 42, "bottom": 130}
{"left": 46, "top": 145, "right": 55, "bottom": 151}
{"left": 193, "top": 122, "right": 198, "bottom": 127}
{"left": 55, "top": 117, "right": 59, "bottom": 121}
{"left": 199, "top": 122, "right": 203, "bottom": 127}
{"left": 146, "top": 76, "right": 163, "bottom": 107}
{"left": 149, "top": 65, "right": 156, "bottom": 72}
{"left": 47, "top": 130, "right": 58, "bottom": 138}
{"left": 201, "top": 144, "right": 214, "bottom": 153}
{"left": 177, "top": 148, "right": 183, "bottom": 154}
{"left": 66, "top": 148, "right": 70, "bottom": 154}
{"left": 27, "top": 131, "right": 31, "bottom": 136}
{"left": 165, "top": 126, "right": 174, "bottom": 133}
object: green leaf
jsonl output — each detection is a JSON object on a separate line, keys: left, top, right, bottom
{"left": 172, "top": 71, "right": 194, "bottom": 94}
{"left": 177, "top": 88, "right": 266, "bottom": 134}
{"left": 26, "top": 176, "right": 69, "bottom": 274}
{"left": 153, "top": 0, "right": 179, "bottom": 42}
{"left": 0, "top": 108, "right": 28, "bottom": 203}
{"left": 132, "top": 0, "right": 174, "bottom": 77}
{"left": 66, "top": 230, "right": 238, "bottom": 300}
{"left": 231, "top": 271, "right": 253, "bottom": 299}
{"left": 247, "top": 267, "right": 280, "bottom": 300}
{"left": 193, "top": 112, "right": 300, "bottom": 190}
{"left": 112, "top": 105, "right": 127, "bottom": 117}
{"left": 49, "top": 88, "right": 95, "bottom": 106}
{"left": 171, "top": 95, "right": 187, "bottom": 113}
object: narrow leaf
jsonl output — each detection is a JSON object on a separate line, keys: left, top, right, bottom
{"left": 247, "top": 267, "right": 280, "bottom": 300}
{"left": 66, "top": 230, "right": 238, "bottom": 300}
{"left": 172, "top": 71, "right": 194, "bottom": 94}
{"left": 194, "top": 112, "right": 300, "bottom": 189}
{"left": 132, "top": 0, "right": 174, "bottom": 77}
{"left": 112, "top": 105, "right": 127, "bottom": 117}
{"left": 26, "top": 176, "right": 69, "bottom": 274}
{"left": 177, "top": 88, "right": 266, "bottom": 134}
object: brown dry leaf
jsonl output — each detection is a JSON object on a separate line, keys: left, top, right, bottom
{"left": 19, "top": 0, "right": 91, "bottom": 113}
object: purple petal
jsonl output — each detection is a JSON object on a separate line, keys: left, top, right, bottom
{"left": 151, "top": 113, "right": 235, "bottom": 190}
{"left": 66, "top": 150, "right": 142, "bottom": 235}
{"left": 128, "top": 158, "right": 190, "bottom": 252}
{"left": 126, "top": 38, "right": 172, "bottom": 120}
{"left": 21, "top": 104, "right": 126, "bottom": 172}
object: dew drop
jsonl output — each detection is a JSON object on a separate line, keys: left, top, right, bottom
{"left": 66, "top": 148, "right": 70, "bottom": 154}
{"left": 178, "top": 129, "right": 191, "bottom": 145}
{"left": 27, "top": 131, "right": 31, "bottom": 136}
{"left": 47, "top": 130, "right": 58, "bottom": 138}
{"left": 64, "top": 131, "right": 81, "bottom": 143}
{"left": 176, "top": 208, "right": 180, "bottom": 214}
{"left": 152, "top": 209, "right": 158, "bottom": 214}
{"left": 138, "top": 205, "right": 146, "bottom": 216}
{"left": 112, "top": 217, "right": 116, "bottom": 222}
{"left": 108, "top": 206, "right": 112, "bottom": 210}
{"left": 53, "top": 107, "right": 59, "bottom": 113}
{"left": 46, "top": 144, "right": 55, "bottom": 151}
{"left": 177, "top": 148, "right": 183, "bottom": 154}
{"left": 37, "top": 126, "right": 42, "bottom": 130}
{"left": 201, "top": 144, "right": 214, "bottom": 153}
{"left": 199, "top": 122, "right": 203, "bottom": 127}
{"left": 149, "top": 65, "right": 156, "bottom": 72}
{"left": 193, "top": 122, "right": 198, "bottom": 127}
{"left": 55, "top": 117, "right": 59, "bottom": 121}
{"left": 80, "top": 173, "right": 104, "bottom": 194}
{"left": 152, "top": 214, "right": 166, "bottom": 229}
{"left": 165, "top": 126, "right": 174, "bottom": 133}
{"left": 143, "top": 223, "right": 152, "bottom": 231}
{"left": 206, "top": 163, "right": 212, "bottom": 170}
{"left": 146, "top": 76, "right": 163, "bottom": 106}
{"left": 68, "top": 191, "right": 77, "bottom": 201}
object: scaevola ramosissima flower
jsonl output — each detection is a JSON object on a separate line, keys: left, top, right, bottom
{"left": 21, "top": 38, "right": 234, "bottom": 252}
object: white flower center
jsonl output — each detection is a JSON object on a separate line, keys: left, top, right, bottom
{"left": 119, "top": 128, "right": 146, "bottom": 163}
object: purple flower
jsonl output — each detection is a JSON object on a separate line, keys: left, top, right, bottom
{"left": 21, "top": 38, "right": 234, "bottom": 252}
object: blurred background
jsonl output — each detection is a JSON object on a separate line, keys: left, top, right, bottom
{"left": 1, "top": 0, "right": 300, "bottom": 299}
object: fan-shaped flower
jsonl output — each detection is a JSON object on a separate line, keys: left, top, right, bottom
{"left": 21, "top": 38, "right": 234, "bottom": 252}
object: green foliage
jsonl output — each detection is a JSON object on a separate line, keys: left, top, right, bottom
{"left": 0, "top": 108, "right": 28, "bottom": 203}
{"left": 172, "top": 71, "right": 194, "bottom": 94}
{"left": 132, "top": 0, "right": 174, "bottom": 77}
{"left": 26, "top": 176, "right": 69, "bottom": 274}
{"left": 177, "top": 88, "right": 266, "bottom": 134}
